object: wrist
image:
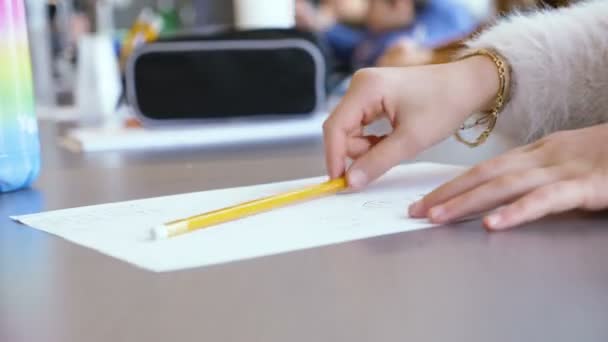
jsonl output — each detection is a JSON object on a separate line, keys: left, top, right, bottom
{"left": 451, "top": 55, "right": 501, "bottom": 114}
{"left": 451, "top": 49, "right": 510, "bottom": 147}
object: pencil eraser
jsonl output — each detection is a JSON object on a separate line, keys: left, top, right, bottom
{"left": 150, "top": 225, "right": 169, "bottom": 241}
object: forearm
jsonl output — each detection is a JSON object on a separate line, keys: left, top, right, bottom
{"left": 466, "top": 0, "right": 608, "bottom": 143}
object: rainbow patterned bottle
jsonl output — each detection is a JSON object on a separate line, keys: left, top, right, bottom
{"left": 0, "top": 0, "right": 40, "bottom": 192}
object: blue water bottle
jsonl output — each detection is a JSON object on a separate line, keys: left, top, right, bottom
{"left": 0, "top": 0, "right": 41, "bottom": 192}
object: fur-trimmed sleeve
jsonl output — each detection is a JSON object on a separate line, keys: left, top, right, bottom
{"left": 466, "top": 0, "right": 608, "bottom": 143}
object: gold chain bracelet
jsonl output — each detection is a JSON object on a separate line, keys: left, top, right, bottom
{"left": 454, "top": 48, "right": 511, "bottom": 148}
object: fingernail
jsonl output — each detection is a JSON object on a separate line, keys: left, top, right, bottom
{"left": 408, "top": 201, "right": 423, "bottom": 217}
{"left": 485, "top": 215, "right": 502, "bottom": 230}
{"left": 429, "top": 206, "right": 445, "bottom": 222}
{"left": 348, "top": 169, "right": 368, "bottom": 189}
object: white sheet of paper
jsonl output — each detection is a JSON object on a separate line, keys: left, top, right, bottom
{"left": 61, "top": 113, "right": 327, "bottom": 153}
{"left": 12, "top": 163, "right": 464, "bottom": 272}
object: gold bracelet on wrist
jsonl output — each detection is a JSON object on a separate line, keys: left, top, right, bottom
{"left": 454, "top": 48, "right": 511, "bottom": 148}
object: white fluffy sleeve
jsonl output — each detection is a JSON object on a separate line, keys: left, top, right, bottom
{"left": 466, "top": 0, "right": 608, "bottom": 143}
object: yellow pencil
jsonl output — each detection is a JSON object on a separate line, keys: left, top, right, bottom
{"left": 150, "top": 177, "right": 348, "bottom": 240}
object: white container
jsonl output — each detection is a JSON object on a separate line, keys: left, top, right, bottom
{"left": 234, "top": 0, "right": 295, "bottom": 30}
{"left": 75, "top": 34, "right": 122, "bottom": 126}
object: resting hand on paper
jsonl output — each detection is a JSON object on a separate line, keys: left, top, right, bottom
{"left": 323, "top": 56, "right": 499, "bottom": 188}
{"left": 409, "top": 124, "right": 608, "bottom": 230}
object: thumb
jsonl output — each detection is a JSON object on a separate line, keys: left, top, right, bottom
{"left": 346, "top": 130, "right": 416, "bottom": 189}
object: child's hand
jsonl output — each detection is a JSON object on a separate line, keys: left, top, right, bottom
{"left": 410, "top": 124, "right": 608, "bottom": 230}
{"left": 323, "top": 56, "right": 500, "bottom": 189}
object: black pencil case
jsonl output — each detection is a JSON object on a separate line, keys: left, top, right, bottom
{"left": 126, "top": 29, "right": 331, "bottom": 124}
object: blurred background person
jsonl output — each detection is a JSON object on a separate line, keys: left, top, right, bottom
{"left": 296, "top": 0, "right": 479, "bottom": 70}
{"left": 296, "top": 0, "right": 368, "bottom": 31}
{"left": 378, "top": 0, "right": 574, "bottom": 67}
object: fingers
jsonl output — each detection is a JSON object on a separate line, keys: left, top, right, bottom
{"left": 323, "top": 120, "right": 348, "bottom": 179}
{"left": 423, "top": 167, "right": 563, "bottom": 224}
{"left": 410, "top": 151, "right": 540, "bottom": 217}
{"left": 323, "top": 70, "right": 386, "bottom": 179}
{"left": 484, "top": 180, "right": 587, "bottom": 230}
{"left": 347, "top": 135, "right": 384, "bottom": 160}
{"left": 323, "top": 110, "right": 383, "bottom": 178}
{"left": 347, "top": 128, "right": 416, "bottom": 189}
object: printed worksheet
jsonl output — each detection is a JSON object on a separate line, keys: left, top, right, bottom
{"left": 12, "top": 163, "right": 464, "bottom": 272}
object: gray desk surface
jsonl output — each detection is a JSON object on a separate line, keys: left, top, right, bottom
{"left": 1, "top": 121, "right": 607, "bottom": 342}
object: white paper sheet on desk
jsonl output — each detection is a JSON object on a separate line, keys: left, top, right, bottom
{"left": 12, "top": 163, "right": 464, "bottom": 272}
{"left": 61, "top": 113, "right": 327, "bottom": 153}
